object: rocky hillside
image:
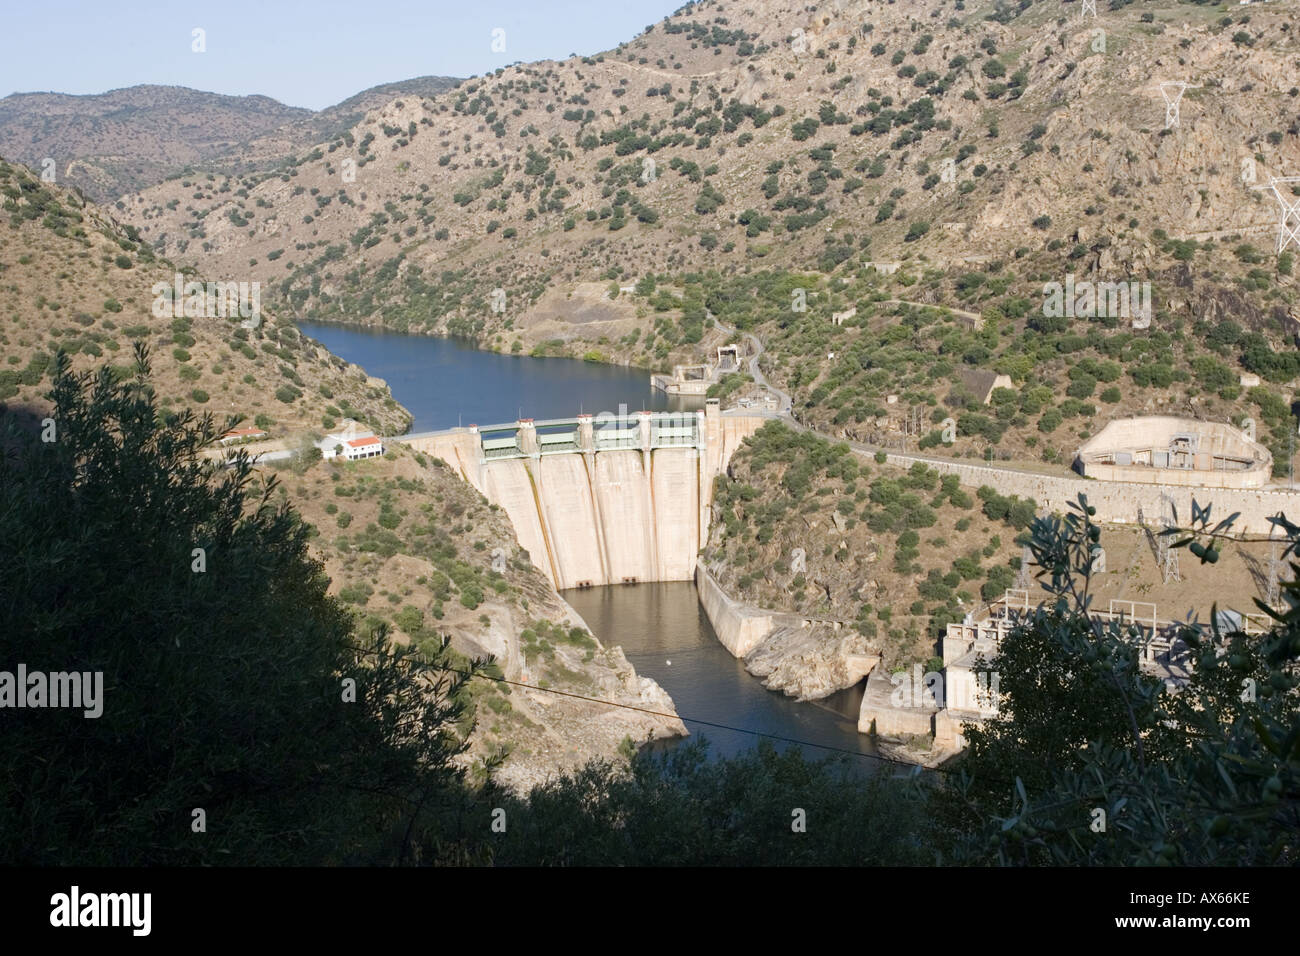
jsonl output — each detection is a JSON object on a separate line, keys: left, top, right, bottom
{"left": 0, "top": 87, "right": 309, "bottom": 202}
{"left": 0, "top": 158, "right": 409, "bottom": 437}
{"left": 705, "top": 421, "right": 1037, "bottom": 675}
{"left": 638, "top": 241, "right": 1300, "bottom": 479}
{"left": 271, "top": 441, "right": 685, "bottom": 792}
{"left": 0, "top": 78, "right": 459, "bottom": 202}
{"left": 707, "top": 420, "right": 1285, "bottom": 696}
{"left": 117, "top": 0, "right": 1297, "bottom": 357}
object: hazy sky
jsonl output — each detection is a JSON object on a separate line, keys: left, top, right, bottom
{"left": 3, "top": 0, "right": 683, "bottom": 110}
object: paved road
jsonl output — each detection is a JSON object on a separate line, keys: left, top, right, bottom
{"left": 878, "top": 298, "right": 984, "bottom": 326}
{"left": 709, "top": 312, "right": 1300, "bottom": 527}
{"left": 711, "top": 313, "right": 792, "bottom": 416}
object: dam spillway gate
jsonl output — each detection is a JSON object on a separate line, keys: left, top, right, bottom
{"left": 399, "top": 404, "right": 766, "bottom": 590}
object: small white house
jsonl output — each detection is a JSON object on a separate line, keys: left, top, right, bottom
{"left": 318, "top": 429, "right": 384, "bottom": 461}
{"left": 342, "top": 436, "right": 384, "bottom": 460}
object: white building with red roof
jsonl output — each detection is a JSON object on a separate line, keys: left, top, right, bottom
{"left": 342, "top": 436, "right": 384, "bottom": 460}
{"left": 317, "top": 420, "right": 385, "bottom": 461}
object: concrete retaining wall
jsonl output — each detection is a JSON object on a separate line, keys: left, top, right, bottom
{"left": 879, "top": 451, "right": 1300, "bottom": 534}
{"left": 858, "top": 670, "right": 935, "bottom": 737}
{"left": 695, "top": 563, "right": 779, "bottom": 658}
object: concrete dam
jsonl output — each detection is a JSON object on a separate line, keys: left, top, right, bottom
{"left": 400, "top": 401, "right": 767, "bottom": 589}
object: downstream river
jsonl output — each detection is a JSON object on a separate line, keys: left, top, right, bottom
{"left": 565, "top": 582, "right": 877, "bottom": 764}
{"left": 301, "top": 322, "right": 877, "bottom": 763}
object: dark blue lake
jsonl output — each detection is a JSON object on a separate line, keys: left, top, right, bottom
{"left": 297, "top": 322, "right": 700, "bottom": 433}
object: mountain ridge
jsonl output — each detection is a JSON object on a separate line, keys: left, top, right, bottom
{"left": 0, "top": 76, "right": 461, "bottom": 201}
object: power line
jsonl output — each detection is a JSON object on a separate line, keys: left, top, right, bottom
{"left": 368, "top": 644, "right": 1242, "bottom": 797}
{"left": 399, "top": 653, "right": 927, "bottom": 770}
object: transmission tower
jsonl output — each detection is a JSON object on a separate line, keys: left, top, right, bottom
{"left": 1267, "top": 538, "right": 1281, "bottom": 609}
{"left": 1138, "top": 506, "right": 1161, "bottom": 565}
{"left": 1251, "top": 177, "right": 1300, "bottom": 254}
{"left": 1159, "top": 82, "right": 1200, "bottom": 130}
{"left": 901, "top": 405, "right": 924, "bottom": 443}
{"left": 1015, "top": 544, "right": 1033, "bottom": 591}
{"left": 1158, "top": 494, "right": 1181, "bottom": 584}
{"left": 1080, "top": 0, "right": 1098, "bottom": 17}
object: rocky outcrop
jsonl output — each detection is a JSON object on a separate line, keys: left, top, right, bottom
{"left": 743, "top": 622, "right": 876, "bottom": 701}
{"left": 490, "top": 614, "right": 688, "bottom": 794}
{"left": 696, "top": 563, "right": 874, "bottom": 701}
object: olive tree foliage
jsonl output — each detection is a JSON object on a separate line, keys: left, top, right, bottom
{"left": 0, "top": 346, "right": 488, "bottom": 865}
{"left": 938, "top": 495, "right": 1299, "bottom": 865}
{"left": 481, "top": 739, "right": 935, "bottom": 866}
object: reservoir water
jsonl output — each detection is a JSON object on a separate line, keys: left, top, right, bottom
{"left": 298, "top": 322, "right": 700, "bottom": 433}
{"left": 301, "top": 322, "right": 877, "bottom": 763}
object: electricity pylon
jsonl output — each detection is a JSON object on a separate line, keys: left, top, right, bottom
{"left": 1267, "top": 538, "right": 1282, "bottom": 609}
{"left": 1159, "top": 495, "right": 1181, "bottom": 584}
{"left": 1081, "top": 0, "right": 1098, "bottom": 17}
{"left": 1016, "top": 544, "right": 1033, "bottom": 591}
{"left": 1252, "top": 177, "right": 1300, "bottom": 254}
{"left": 1159, "top": 82, "right": 1200, "bottom": 129}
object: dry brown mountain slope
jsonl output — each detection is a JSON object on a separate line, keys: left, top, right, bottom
{"left": 120, "top": 0, "right": 1298, "bottom": 357}
{"left": 0, "top": 78, "right": 460, "bottom": 203}
{"left": 0, "top": 87, "right": 310, "bottom": 203}
{"left": 0, "top": 158, "right": 409, "bottom": 437}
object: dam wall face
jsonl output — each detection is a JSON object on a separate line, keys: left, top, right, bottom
{"left": 401, "top": 408, "right": 765, "bottom": 588}
{"left": 594, "top": 450, "right": 656, "bottom": 584}
{"left": 536, "top": 453, "right": 606, "bottom": 589}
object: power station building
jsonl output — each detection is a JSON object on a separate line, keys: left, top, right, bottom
{"left": 1074, "top": 417, "right": 1272, "bottom": 489}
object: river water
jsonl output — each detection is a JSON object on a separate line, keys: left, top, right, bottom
{"left": 564, "top": 582, "right": 877, "bottom": 764}
{"left": 300, "top": 321, "right": 877, "bottom": 763}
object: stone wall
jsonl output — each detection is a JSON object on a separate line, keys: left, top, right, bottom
{"left": 879, "top": 451, "right": 1300, "bottom": 535}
